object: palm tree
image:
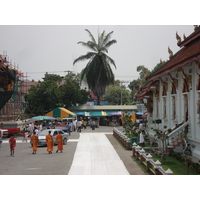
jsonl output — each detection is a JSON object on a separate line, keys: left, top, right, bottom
{"left": 73, "top": 29, "right": 117, "bottom": 105}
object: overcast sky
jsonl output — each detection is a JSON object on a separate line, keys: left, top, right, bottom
{"left": 0, "top": 25, "right": 194, "bottom": 84}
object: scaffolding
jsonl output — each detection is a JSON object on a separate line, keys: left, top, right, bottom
{"left": 0, "top": 52, "right": 26, "bottom": 121}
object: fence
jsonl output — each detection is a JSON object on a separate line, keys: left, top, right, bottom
{"left": 113, "top": 127, "right": 173, "bottom": 175}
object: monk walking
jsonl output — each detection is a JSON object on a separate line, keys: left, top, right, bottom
{"left": 30, "top": 131, "right": 38, "bottom": 154}
{"left": 46, "top": 131, "right": 54, "bottom": 154}
{"left": 56, "top": 131, "right": 63, "bottom": 153}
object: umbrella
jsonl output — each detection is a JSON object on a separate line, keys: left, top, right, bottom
{"left": 109, "top": 112, "right": 122, "bottom": 116}
{"left": 31, "top": 116, "right": 56, "bottom": 121}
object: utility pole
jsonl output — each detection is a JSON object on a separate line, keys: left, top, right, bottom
{"left": 120, "top": 81, "right": 129, "bottom": 105}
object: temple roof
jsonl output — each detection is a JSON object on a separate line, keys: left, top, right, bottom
{"left": 146, "top": 27, "right": 200, "bottom": 81}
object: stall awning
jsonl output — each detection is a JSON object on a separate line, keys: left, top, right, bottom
{"left": 45, "top": 107, "right": 76, "bottom": 119}
{"left": 89, "top": 111, "right": 107, "bottom": 117}
{"left": 73, "top": 111, "right": 91, "bottom": 116}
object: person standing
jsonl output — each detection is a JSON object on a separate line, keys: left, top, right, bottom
{"left": 82, "top": 119, "right": 87, "bottom": 129}
{"left": 73, "top": 119, "right": 77, "bottom": 132}
{"left": 66, "top": 122, "right": 72, "bottom": 136}
{"left": 30, "top": 131, "right": 38, "bottom": 154}
{"left": 28, "top": 122, "right": 34, "bottom": 134}
{"left": 139, "top": 131, "right": 145, "bottom": 147}
{"left": 46, "top": 131, "right": 54, "bottom": 154}
{"left": 56, "top": 131, "right": 63, "bottom": 153}
{"left": 9, "top": 135, "right": 16, "bottom": 157}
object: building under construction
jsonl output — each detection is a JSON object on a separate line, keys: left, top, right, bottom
{"left": 0, "top": 54, "right": 37, "bottom": 121}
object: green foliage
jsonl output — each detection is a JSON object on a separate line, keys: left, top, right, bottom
{"left": 122, "top": 115, "right": 138, "bottom": 137}
{"left": 103, "top": 83, "right": 131, "bottom": 105}
{"left": 25, "top": 74, "right": 89, "bottom": 116}
{"left": 73, "top": 29, "right": 117, "bottom": 105}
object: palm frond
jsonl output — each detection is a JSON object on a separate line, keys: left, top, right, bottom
{"left": 101, "top": 53, "right": 117, "bottom": 68}
{"left": 77, "top": 41, "right": 97, "bottom": 52}
{"left": 73, "top": 52, "right": 95, "bottom": 65}
{"left": 101, "top": 31, "right": 114, "bottom": 47}
{"left": 85, "top": 29, "right": 97, "bottom": 44}
{"left": 104, "top": 39, "right": 117, "bottom": 50}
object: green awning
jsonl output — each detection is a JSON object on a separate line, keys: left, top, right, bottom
{"left": 89, "top": 111, "right": 107, "bottom": 117}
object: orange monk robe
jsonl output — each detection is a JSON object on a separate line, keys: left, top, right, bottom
{"left": 46, "top": 134, "right": 54, "bottom": 152}
{"left": 56, "top": 134, "right": 63, "bottom": 151}
{"left": 30, "top": 135, "right": 38, "bottom": 151}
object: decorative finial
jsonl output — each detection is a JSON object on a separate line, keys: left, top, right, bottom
{"left": 168, "top": 47, "right": 173, "bottom": 59}
{"left": 176, "top": 32, "right": 181, "bottom": 45}
{"left": 160, "top": 59, "right": 164, "bottom": 65}
{"left": 183, "top": 34, "right": 187, "bottom": 40}
{"left": 194, "top": 25, "right": 199, "bottom": 31}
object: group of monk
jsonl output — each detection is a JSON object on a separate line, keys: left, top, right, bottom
{"left": 30, "top": 130, "right": 64, "bottom": 154}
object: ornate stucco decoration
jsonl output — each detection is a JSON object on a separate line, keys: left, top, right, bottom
{"left": 160, "top": 59, "right": 164, "bottom": 65}
{"left": 176, "top": 32, "right": 182, "bottom": 45}
{"left": 159, "top": 77, "right": 168, "bottom": 93}
{"left": 194, "top": 25, "right": 200, "bottom": 31}
{"left": 168, "top": 47, "right": 173, "bottom": 59}
{"left": 195, "top": 59, "right": 200, "bottom": 69}
{"left": 179, "top": 68, "right": 192, "bottom": 87}
{"left": 168, "top": 72, "right": 178, "bottom": 88}
{"left": 196, "top": 70, "right": 200, "bottom": 90}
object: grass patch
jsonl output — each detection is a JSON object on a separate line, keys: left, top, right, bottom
{"left": 132, "top": 156, "right": 154, "bottom": 175}
{"left": 151, "top": 155, "right": 199, "bottom": 175}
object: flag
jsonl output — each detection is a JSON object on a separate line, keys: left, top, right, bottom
{"left": 121, "top": 112, "right": 125, "bottom": 124}
{"left": 142, "top": 110, "right": 148, "bottom": 118}
{"left": 131, "top": 111, "right": 136, "bottom": 122}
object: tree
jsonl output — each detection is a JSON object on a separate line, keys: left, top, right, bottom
{"left": 103, "top": 83, "right": 131, "bottom": 105}
{"left": 60, "top": 73, "right": 89, "bottom": 108}
{"left": 25, "top": 74, "right": 89, "bottom": 116}
{"left": 73, "top": 29, "right": 117, "bottom": 105}
{"left": 25, "top": 76, "right": 62, "bottom": 115}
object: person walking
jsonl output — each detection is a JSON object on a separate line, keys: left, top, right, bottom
{"left": 9, "top": 135, "right": 16, "bottom": 157}
{"left": 30, "top": 131, "right": 38, "bottom": 154}
{"left": 22, "top": 130, "right": 29, "bottom": 142}
{"left": 46, "top": 130, "right": 54, "bottom": 154}
{"left": 0, "top": 132, "right": 2, "bottom": 151}
{"left": 66, "top": 122, "right": 72, "bottom": 136}
{"left": 77, "top": 119, "right": 82, "bottom": 133}
{"left": 56, "top": 131, "right": 63, "bottom": 153}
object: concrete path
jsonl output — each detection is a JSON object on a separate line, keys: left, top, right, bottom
{"left": 68, "top": 132, "right": 129, "bottom": 175}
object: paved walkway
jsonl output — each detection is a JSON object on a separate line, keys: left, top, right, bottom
{"left": 68, "top": 126, "right": 147, "bottom": 175}
{"left": 68, "top": 132, "right": 129, "bottom": 175}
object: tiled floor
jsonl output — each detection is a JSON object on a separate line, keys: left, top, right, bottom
{"left": 68, "top": 133, "right": 129, "bottom": 175}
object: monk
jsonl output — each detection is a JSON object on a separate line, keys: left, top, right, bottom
{"left": 56, "top": 131, "right": 63, "bottom": 153}
{"left": 46, "top": 131, "right": 54, "bottom": 154}
{"left": 30, "top": 131, "right": 38, "bottom": 154}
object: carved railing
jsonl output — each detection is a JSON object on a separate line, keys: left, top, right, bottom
{"left": 167, "top": 121, "right": 189, "bottom": 146}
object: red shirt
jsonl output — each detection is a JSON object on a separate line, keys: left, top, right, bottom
{"left": 9, "top": 138, "right": 16, "bottom": 148}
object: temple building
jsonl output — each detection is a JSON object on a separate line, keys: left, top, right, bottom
{"left": 137, "top": 26, "right": 200, "bottom": 159}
